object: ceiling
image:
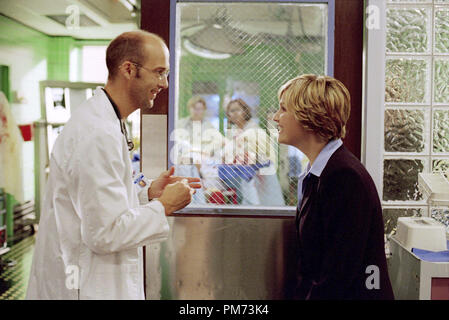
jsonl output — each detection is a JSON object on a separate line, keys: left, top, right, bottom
{"left": 179, "top": 3, "right": 326, "bottom": 38}
{"left": 178, "top": 3, "right": 326, "bottom": 57}
{"left": 0, "top": 0, "right": 140, "bottom": 40}
{"left": 0, "top": 1, "right": 325, "bottom": 41}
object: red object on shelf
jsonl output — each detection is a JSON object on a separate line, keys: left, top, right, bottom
{"left": 208, "top": 189, "right": 238, "bottom": 204}
{"left": 18, "top": 124, "right": 33, "bottom": 141}
{"left": 0, "top": 227, "right": 6, "bottom": 249}
{"left": 208, "top": 191, "right": 225, "bottom": 204}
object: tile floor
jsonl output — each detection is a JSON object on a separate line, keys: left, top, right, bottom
{"left": 0, "top": 236, "right": 35, "bottom": 300}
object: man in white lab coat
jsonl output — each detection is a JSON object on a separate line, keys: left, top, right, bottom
{"left": 26, "top": 31, "right": 200, "bottom": 300}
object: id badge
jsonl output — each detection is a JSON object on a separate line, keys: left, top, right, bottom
{"left": 133, "top": 172, "right": 149, "bottom": 192}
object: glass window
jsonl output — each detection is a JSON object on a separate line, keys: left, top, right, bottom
{"left": 170, "top": 1, "right": 330, "bottom": 212}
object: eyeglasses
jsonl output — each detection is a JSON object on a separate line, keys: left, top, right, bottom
{"left": 131, "top": 62, "right": 169, "bottom": 80}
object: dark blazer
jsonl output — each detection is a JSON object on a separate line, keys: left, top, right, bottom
{"left": 295, "top": 145, "right": 394, "bottom": 300}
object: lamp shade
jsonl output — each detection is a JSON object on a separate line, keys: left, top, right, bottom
{"left": 186, "top": 24, "right": 245, "bottom": 55}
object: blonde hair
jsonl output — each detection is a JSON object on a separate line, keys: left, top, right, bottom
{"left": 187, "top": 95, "right": 206, "bottom": 110}
{"left": 278, "top": 74, "right": 351, "bottom": 141}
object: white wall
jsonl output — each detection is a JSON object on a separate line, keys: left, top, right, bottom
{"left": 0, "top": 44, "right": 48, "bottom": 202}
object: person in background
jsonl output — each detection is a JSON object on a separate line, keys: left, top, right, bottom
{"left": 26, "top": 30, "right": 201, "bottom": 300}
{"left": 0, "top": 92, "right": 24, "bottom": 206}
{"left": 224, "top": 98, "right": 284, "bottom": 206}
{"left": 175, "top": 96, "right": 224, "bottom": 203}
{"left": 273, "top": 74, "right": 394, "bottom": 300}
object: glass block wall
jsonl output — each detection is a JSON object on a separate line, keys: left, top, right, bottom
{"left": 384, "top": 0, "right": 449, "bottom": 235}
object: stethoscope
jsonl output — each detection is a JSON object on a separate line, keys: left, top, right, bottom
{"left": 103, "top": 88, "right": 134, "bottom": 152}
{"left": 120, "top": 119, "right": 135, "bottom": 151}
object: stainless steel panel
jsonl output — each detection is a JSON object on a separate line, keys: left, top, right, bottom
{"left": 388, "top": 237, "right": 421, "bottom": 300}
{"left": 146, "top": 216, "right": 297, "bottom": 300}
{"left": 141, "top": 115, "right": 168, "bottom": 179}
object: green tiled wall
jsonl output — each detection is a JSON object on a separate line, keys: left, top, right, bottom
{"left": 0, "top": 15, "right": 49, "bottom": 62}
{"left": 0, "top": 15, "right": 110, "bottom": 202}
{"left": 47, "top": 37, "right": 73, "bottom": 81}
{"left": 0, "top": 15, "right": 75, "bottom": 82}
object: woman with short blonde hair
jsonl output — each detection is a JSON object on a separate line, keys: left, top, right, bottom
{"left": 277, "top": 74, "right": 351, "bottom": 142}
{"left": 274, "top": 74, "right": 394, "bottom": 300}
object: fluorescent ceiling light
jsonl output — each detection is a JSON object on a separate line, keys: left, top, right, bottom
{"left": 118, "top": 0, "right": 134, "bottom": 12}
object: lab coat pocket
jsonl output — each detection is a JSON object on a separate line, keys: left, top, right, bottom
{"left": 94, "top": 263, "right": 140, "bottom": 300}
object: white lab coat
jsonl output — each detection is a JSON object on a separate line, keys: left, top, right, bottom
{"left": 26, "top": 88, "right": 169, "bottom": 300}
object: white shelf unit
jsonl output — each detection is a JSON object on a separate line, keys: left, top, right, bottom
{"left": 34, "top": 81, "right": 103, "bottom": 222}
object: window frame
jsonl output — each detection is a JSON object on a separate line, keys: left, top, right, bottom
{"left": 166, "top": 0, "right": 335, "bottom": 217}
{"left": 363, "top": 0, "right": 386, "bottom": 197}
{"left": 140, "top": 0, "right": 367, "bottom": 218}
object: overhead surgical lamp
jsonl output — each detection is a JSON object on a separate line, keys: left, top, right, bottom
{"left": 182, "top": 10, "right": 245, "bottom": 60}
{"left": 183, "top": 38, "right": 233, "bottom": 60}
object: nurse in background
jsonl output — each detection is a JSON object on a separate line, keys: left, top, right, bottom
{"left": 175, "top": 96, "right": 224, "bottom": 203}
{"left": 273, "top": 74, "right": 394, "bottom": 300}
{"left": 177, "top": 96, "right": 219, "bottom": 138}
{"left": 224, "top": 98, "right": 284, "bottom": 206}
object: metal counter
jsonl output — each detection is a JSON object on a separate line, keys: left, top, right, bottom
{"left": 141, "top": 115, "right": 298, "bottom": 300}
{"left": 145, "top": 215, "right": 298, "bottom": 300}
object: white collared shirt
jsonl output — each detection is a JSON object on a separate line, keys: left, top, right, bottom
{"left": 297, "top": 139, "right": 343, "bottom": 205}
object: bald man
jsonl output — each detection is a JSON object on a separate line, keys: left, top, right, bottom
{"left": 26, "top": 31, "right": 200, "bottom": 300}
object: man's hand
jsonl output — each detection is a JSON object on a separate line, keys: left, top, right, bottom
{"left": 158, "top": 180, "right": 193, "bottom": 215}
{"left": 148, "top": 166, "right": 201, "bottom": 200}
